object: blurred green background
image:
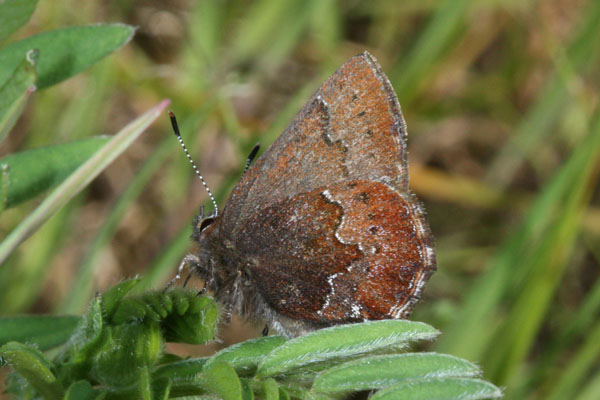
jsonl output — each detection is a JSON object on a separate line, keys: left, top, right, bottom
{"left": 1, "top": 0, "right": 599, "bottom": 399}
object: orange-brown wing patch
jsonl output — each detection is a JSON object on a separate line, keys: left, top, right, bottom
{"left": 318, "top": 180, "right": 435, "bottom": 320}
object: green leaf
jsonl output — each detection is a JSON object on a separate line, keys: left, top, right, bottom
{"left": 110, "top": 297, "right": 150, "bottom": 324}
{"left": 64, "top": 380, "right": 95, "bottom": 400}
{"left": 262, "top": 378, "right": 280, "bottom": 400}
{"left": 0, "top": 24, "right": 135, "bottom": 90}
{"left": 0, "top": 0, "right": 38, "bottom": 43}
{"left": 205, "top": 336, "right": 287, "bottom": 375}
{"left": 144, "top": 291, "right": 171, "bottom": 320}
{"left": 61, "top": 297, "right": 105, "bottom": 371}
{"left": 153, "top": 357, "right": 209, "bottom": 382}
{"left": 203, "top": 361, "right": 243, "bottom": 400}
{"left": 312, "top": 353, "right": 481, "bottom": 393}
{"left": 369, "top": 377, "right": 503, "bottom": 400}
{"left": 100, "top": 278, "right": 141, "bottom": 319}
{"left": 138, "top": 366, "right": 152, "bottom": 400}
{"left": 0, "top": 99, "right": 170, "bottom": 265}
{"left": 0, "top": 136, "right": 109, "bottom": 209}
{"left": 278, "top": 386, "right": 291, "bottom": 400}
{"left": 257, "top": 320, "right": 439, "bottom": 377}
{"left": 241, "top": 378, "right": 255, "bottom": 400}
{"left": 91, "top": 324, "right": 164, "bottom": 388}
{"left": 0, "top": 49, "right": 37, "bottom": 144}
{"left": 151, "top": 376, "right": 171, "bottom": 400}
{"left": 0, "top": 315, "right": 80, "bottom": 350}
{"left": 0, "top": 341, "right": 63, "bottom": 400}
{"left": 171, "top": 289, "right": 190, "bottom": 315}
{"left": 162, "top": 294, "right": 218, "bottom": 344}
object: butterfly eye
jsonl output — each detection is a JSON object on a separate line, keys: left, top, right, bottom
{"left": 198, "top": 217, "right": 216, "bottom": 232}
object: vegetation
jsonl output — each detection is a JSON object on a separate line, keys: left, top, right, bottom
{"left": 1, "top": 0, "right": 599, "bottom": 399}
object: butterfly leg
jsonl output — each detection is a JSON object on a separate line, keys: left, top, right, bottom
{"left": 198, "top": 276, "right": 212, "bottom": 296}
{"left": 165, "top": 254, "right": 200, "bottom": 291}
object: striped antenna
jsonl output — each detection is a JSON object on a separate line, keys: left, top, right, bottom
{"left": 169, "top": 111, "right": 218, "bottom": 216}
{"left": 244, "top": 143, "right": 260, "bottom": 174}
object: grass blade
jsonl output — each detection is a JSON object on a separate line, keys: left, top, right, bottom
{"left": 482, "top": 110, "right": 600, "bottom": 385}
{"left": 0, "top": 49, "right": 37, "bottom": 144}
{"left": 436, "top": 110, "right": 600, "bottom": 365}
{"left": 545, "top": 318, "right": 600, "bottom": 400}
{"left": 389, "top": 0, "right": 471, "bottom": 102}
{"left": 486, "top": 0, "right": 600, "bottom": 184}
{"left": 56, "top": 136, "right": 173, "bottom": 314}
{"left": 0, "top": 99, "right": 170, "bottom": 265}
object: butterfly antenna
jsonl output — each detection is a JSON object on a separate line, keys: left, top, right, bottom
{"left": 169, "top": 111, "right": 218, "bottom": 216}
{"left": 244, "top": 143, "right": 260, "bottom": 174}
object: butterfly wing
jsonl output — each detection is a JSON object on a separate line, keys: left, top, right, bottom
{"left": 220, "top": 51, "right": 410, "bottom": 234}
{"left": 216, "top": 51, "right": 435, "bottom": 327}
{"left": 233, "top": 180, "right": 434, "bottom": 325}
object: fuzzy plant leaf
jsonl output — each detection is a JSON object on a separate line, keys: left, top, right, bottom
{"left": 91, "top": 323, "right": 164, "bottom": 388}
{"left": 312, "top": 352, "right": 481, "bottom": 393}
{"left": 0, "top": 315, "right": 80, "bottom": 350}
{"left": 56, "top": 297, "right": 106, "bottom": 381}
{"left": 100, "top": 278, "right": 142, "bottom": 318}
{"left": 369, "top": 377, "right": 503, "bottom": 400}
{"left": 0, "top": 0, "right": 39, "bottom": 43}
{"left": 204, "top": 335, "right": 287, "bottom": 375}
{"left": 203, "top": 361, "right": 243, "bottom": 400}
{"left": 0, "top": 24, "right": 135, "bottom": 90}
{"left": 0, "top": 341, "right": 63, "bottom": 400}
{"left": 63, "top": 380, "right": 96, "bottom": 400}
{"left": 152, "top": 357, "right": 209, "bottom": 381}
{"left": 150, "top": 376, "right": 171, "bottom": 400}
{"left": 241, "top": 378, "right": 256, "bottom": 400}
{"left": 161, "top": 293, "right": 218, "bottom": 344}
{"left": 105, "top": 287, "right": 218, "bottom": 345}
{"left": 0, "top": 136, "right": 109, "bottom": 210}
{"left": 257, "top": 320, "right": 439, "bottom": 377}
{"left": 261, "top": 378, "right": 280, "bottom": 400}
{"left": 0, "top": 49, "right": 37, "bottom": 145}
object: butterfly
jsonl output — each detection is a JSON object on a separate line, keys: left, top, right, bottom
{"left": 169, "top": 51, "right": 436, "bottom": 338}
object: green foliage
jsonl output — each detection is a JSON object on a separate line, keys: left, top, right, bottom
{"left": 0, "top": 24, "right": 134, "bottom": 90}
{"left": 1, "top": 341, "right": 64, "bottom": 399}
{"left": 0, "top": 315, "right": 80, "bottom": 351}
{"left": 369, "top": 378, "right": 502, "bottom": 400}
{"left": 1, "top": 2, "right": 599, "bottom": 400}
{"left": 1, "top": 279, "right": 218, "bottom": 399}
{"left": 0, "top": 0, "right": 38, "bottom": 43}
{"left": 0, "top": 100, "right": 169, "bottom": 265}
{"left": 0, "top": 280, "right": 500, "bottom": 399}
{"left": 256, "top": 320, "right": 438, "bottom": 377}
{"left": 0, "top": 0, "right": 166, "bottom": 267}
{"left": 0, "top": 136, "right": 109, "bottom": 209}
{"left": 0, "top": 49, "right": 37, "bottom": 144}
